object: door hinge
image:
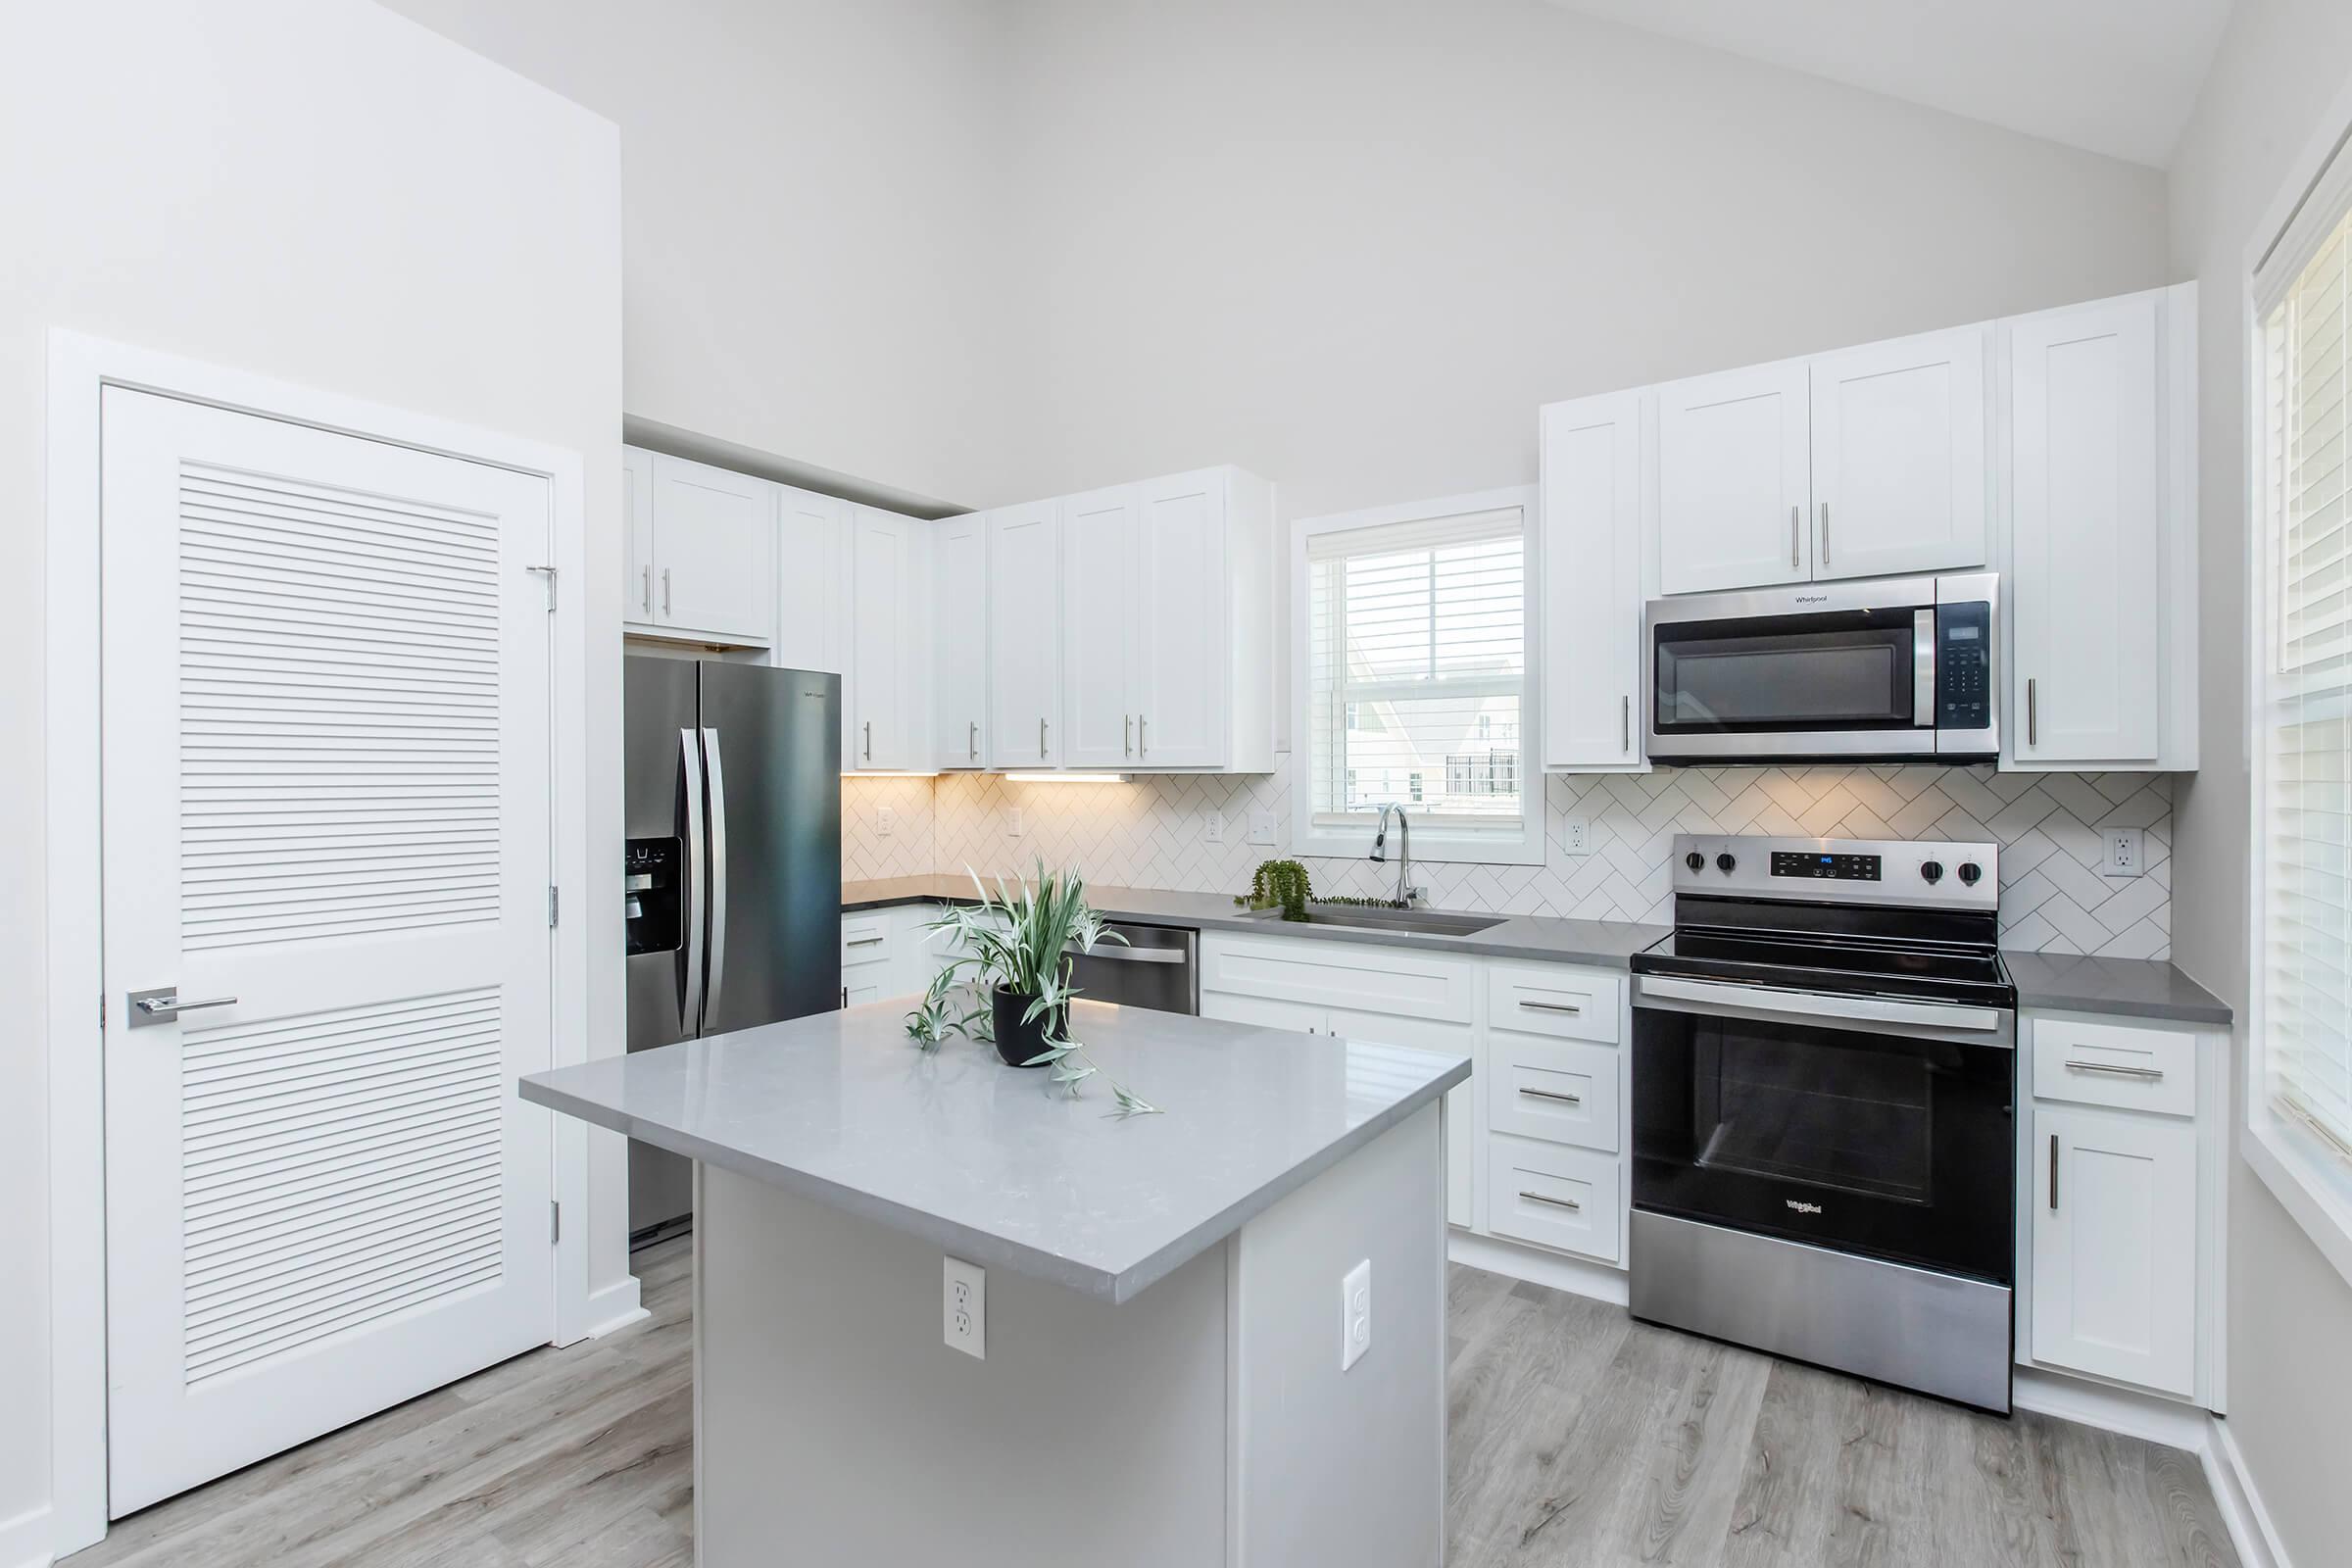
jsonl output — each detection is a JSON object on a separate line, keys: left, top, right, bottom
{"left": 549, "top": 885, "right": 560, "bottom": 927}
{"left": 551, "top": 1200, "right": 562, "bottom": 1245}
{"left": 524, "top": 563, "right": 559, "bottom": 612}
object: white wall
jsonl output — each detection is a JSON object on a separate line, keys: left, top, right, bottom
{"left": 379, "top": 0, "right": 1023, "bottom": 512}
{"left": 2167, "top": 2, "right": 2352, "bottom": 1561}
{"left": 0, "top": 0, "right": 622, "bottom": 1554}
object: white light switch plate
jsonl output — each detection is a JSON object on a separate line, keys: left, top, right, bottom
{"left": 2103, "top": 827, "right": 2144, "bottom": 877}
{"left": 944, "top": 1256, "right": 985, "bottom": 1359}
{"left": 1341, "top": 1258, "right": 1371, "bottom": 1371}
{"left": 1248, "top": 808, "right": 1277, "bottom": 846}
{"left": 1204, "top": 809, "right": 1225, "bottom": 845}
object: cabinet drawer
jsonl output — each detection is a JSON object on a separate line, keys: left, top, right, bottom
{"left": 1487, "top": 962, "right": 1621, "bottom": 1044}
{"left": 841, "top": 913, "right": 894, "bottom": 968}
{"left": 2032, "top": 1016, "right": 2196, "bottom": 1117}
{"left": 1486, "top": 1135, "right": 1622, "bottom": 1264}
{"left": 1199, "top": 933, "right": 1475, "bottom": 1023}
{"left": 1489, "top": 1036, "right": 1620, "bottom": 1153}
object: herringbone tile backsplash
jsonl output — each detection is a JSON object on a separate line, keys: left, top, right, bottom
{"left": 844, "top": 759, "right": 2173, "bottom": 958}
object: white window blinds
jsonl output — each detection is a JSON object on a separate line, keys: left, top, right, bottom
{"left": 1305, "top": 506, "right": 1527, "bottom": 829}
{"left": 2261, "top": 191, "right": 2352, "bottom": 1162}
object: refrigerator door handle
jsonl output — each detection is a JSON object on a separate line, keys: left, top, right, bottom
{"left": 703, "top": 725, "right": 729, "bottom": 1025}
{"left": 679, "top": 727, "right": 707, "bottom": 1032}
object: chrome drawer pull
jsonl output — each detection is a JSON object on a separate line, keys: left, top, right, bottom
{"left": 846, "top": 936, "right": 887, "bottom": 948}
{"left": 2064, "top": 1059, "right": 2163, "bottom": 1080}
{"left": 1519, "top": 1190, "right": 1582, "bottom": 1212}
{"left": 1517, "top": 1087, "right": 1583, "bottom": 1105}
{"left": 1518, "top": 1000, "right": 1583, "bottom": 1014}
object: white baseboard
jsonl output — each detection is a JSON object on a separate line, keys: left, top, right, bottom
{"left": 2012, "top": 1366, "right": 2211, "bottom": 1449}
{"left": 1447, "top": 1228, "right": 1627, "bottom": 1306}
{"left": 0, "top": 1502, "right": 56, "bottom": 1568}
{"left": 2203, "top": 1417, "right": 2291, "bottom": 1568}
{"left": 582, "top": 1273, "right": 648, "bottom": 1339}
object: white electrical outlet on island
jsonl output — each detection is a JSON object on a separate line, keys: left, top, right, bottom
{"left": 944, "top": 1256, "right": 986, "bottom": 1360}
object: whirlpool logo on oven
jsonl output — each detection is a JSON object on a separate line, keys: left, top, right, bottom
{"left": 1785, "top": 1199, "right": 1824, "bottom": 1215}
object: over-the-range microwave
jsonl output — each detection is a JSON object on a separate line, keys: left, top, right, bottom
{"left": 1643, "top": 572, "right": 1998, "bottom": 763}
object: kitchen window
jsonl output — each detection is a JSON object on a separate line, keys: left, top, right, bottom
{"left": 1291, "top": 488, "right": 1541, "bottom": 865}
{"left": 2252, "top": 114, "right": 2352, "bottom": 1287}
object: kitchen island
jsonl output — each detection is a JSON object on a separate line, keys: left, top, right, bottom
{"left": 520, "top": 998, "right": 1470, "bottom": 1568}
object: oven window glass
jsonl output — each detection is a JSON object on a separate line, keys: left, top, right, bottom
{"left": 1653, "top": 615, "right": 1917, "bottom": 731}
{"left": 1693, "top": 1028, "right": 1930, "bottom": 1202}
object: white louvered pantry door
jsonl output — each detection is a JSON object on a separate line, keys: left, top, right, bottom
{"left": 100, "top": 388, "right": 557, "bottom": 1514}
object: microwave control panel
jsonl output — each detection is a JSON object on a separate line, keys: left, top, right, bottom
{"left": 1935, "top": 602, "right": 1993, "bottom": 730}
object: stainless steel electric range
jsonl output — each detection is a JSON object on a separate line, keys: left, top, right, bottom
{"left": 1629, "top": 834, "right": 2017, "bottom": 1413}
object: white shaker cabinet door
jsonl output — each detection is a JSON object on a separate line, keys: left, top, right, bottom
{"left": 1059, "top": 484, "right": 1141, "bottom": 770}
{"left": 1133, "top": 469, "right": 1230, "bottom": 768}
{"left": 1540, "top": 390, "right": 1646, "bottom": 770}
{"left": 622, "top": 445, "right": 657, "bottom": 628}
{"left": 2030, "top": 1104, "right": 2197, "bottom": 1396}
{"left": 932, "top": 513, "right": 989, "bottom": 768}
{"left": 988, "top": 502, "right": 1062, "bottom": 768}
{"left": 1656, "top": 359, "right": 1812, "bottom": 594}
{"left": 2007, "top": 293, "right": 2162, "bottom": 765}
{"left": 1808, "top": 322, "right": 1989, "bottom": 580}
{"left": 774, "top": 485, "right": 849, "bottom": 677}
{"left": 849, "top": 506, "right": 925, "bottom": 771}
{"left": 650, "top": 454, "right": 773, "bottom": 643}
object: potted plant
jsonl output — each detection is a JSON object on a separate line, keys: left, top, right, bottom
{"left": 919, "top": 863, "right": 1126, "bottom": 1067}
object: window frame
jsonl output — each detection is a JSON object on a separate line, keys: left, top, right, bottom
{"left": 2244, "top": 73, "right": 2352, "bottom": 1293}
{"left": 1289, "top": 486, "right": 1544, "bottom": 867}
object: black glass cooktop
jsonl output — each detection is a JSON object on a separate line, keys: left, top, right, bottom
{"left": 1634, "top": 927, "right": 2013, "bottom": 1007}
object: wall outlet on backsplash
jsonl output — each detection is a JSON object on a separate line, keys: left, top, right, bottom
{"left": 1248, "top": 808, "right": 1277, "bottom": 846}
{"left": 877, "top": 807, "right": 894, "bottom": 838}
{"left": 1204, "top": 809, "right": 1226, "bottom": 845}
{"left": 2104, "top": 827, "right": 2144, "bottom": 877}
{"left": 1007, "top": 807, "right": 1024, "bottom": 839}
{"left": 1562, "top": 815, "right": 1592, "bottom": 856}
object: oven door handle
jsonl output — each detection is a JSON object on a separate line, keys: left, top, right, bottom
{"left": 1634, "top": 975, "right": 2005, "bottom": 1037}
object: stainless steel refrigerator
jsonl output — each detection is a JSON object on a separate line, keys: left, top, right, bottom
{"left": 624, "top": 657, "right": 841, "bottom": 1237}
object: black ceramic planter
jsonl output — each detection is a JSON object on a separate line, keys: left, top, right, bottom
{"left": 991, "top": 985, "right": 1063, "bottom": 1067}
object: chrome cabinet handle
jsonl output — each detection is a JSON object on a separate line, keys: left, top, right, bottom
{"left": 1138, "top": 715, "right": 1148, "bottom": 758}
{"left": 1819, "top": 501, "right": 1830, "bottom": 566}
{"left": 969, "top": 720, "right": 979, "bottom": 761}
{"left": 662, "top": 566, "right": 672, "bottom": 615}
{"left": 1124, "top": 714, "right": 1133, "bottom": 757}
{"left": 1519, "top": 1190, "right": 1583, "bottom": 1213}
{"left": 1517, "top": 1086, "right": 1583, "bottom": 1105}
{"left": 641, "top": 564, "right": 652, "bottom": 614}
{"left": 2064, "top": 1059, "right": 2164, "bottom": 1080}
{"left": 2049, "top": 1134, "right": 2059, "bottom": 1210}
{"left": 1789, "top": 505, "right": 1800, "bottom": 569}
{"left": 1518, "top": 1000, "right": 1583, "bottom": 1015}
{"left": 863, "top": 719, "right": 872, "bottom": 761}
{"left": 2027, "top": 678, "right": 2038, "bottom": 747}
{"left": 846, "top": 935, "right": 887, "bottom": 948}
{"left": 1621, "top": 694, "right": 1631, "bottom": 754}
{"left": 1040, "top": 716, "right": 1048, "bottom": 760}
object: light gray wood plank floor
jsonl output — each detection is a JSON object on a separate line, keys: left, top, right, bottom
{"left": 67, "top": 1250, "right": 2237, "bottom": 1567}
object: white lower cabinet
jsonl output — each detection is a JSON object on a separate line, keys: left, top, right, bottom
{"left": 1200, "top": 930, "right": 1626, "bottom": 1262}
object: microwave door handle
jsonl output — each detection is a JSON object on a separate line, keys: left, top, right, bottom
{"left": 1636, "top": 975, "right": 2003, "bottom": 1037}
{"left": 1914, "top": 609, "right": 1936, "bottom": 727}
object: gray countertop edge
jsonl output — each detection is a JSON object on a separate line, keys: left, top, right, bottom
{"left": 520, "top": 1054, "right": 1470, "bottom": 1305}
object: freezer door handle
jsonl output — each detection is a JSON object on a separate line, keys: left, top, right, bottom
{"left": 679, "top": 727, "right": 707, "bottom": 1033}
{"left": 703, "top": 726, "right": 729, "bottom": 1026}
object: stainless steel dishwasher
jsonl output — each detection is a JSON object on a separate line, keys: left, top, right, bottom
{"left": 1065, "top": 921, "right": 1199, "bottom": 1014}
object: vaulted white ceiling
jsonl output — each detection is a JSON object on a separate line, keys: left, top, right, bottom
{"left": 1540, "top": 0, "right": 2234, "bottom": 167}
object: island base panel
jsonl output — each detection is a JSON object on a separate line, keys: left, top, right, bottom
{"left": 693, "top": 1105, "right": 1445, "bottom": 1566}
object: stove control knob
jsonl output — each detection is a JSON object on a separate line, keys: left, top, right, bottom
{"left": 1957, "top": 861, "right": 1983, "bottom": 886}
{"left": 1685, "top": 851, "right": 1705, "bottom": 873}
{"left": 1920, "top": 860, "right": 1943, "bottom": 884}
{"left": 1715, "top": 853, "right": 1738, "bottom": 874}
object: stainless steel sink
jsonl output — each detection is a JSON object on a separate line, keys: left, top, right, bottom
{"left": 1235, "top": 904, "right": 1508, "bottom": 938}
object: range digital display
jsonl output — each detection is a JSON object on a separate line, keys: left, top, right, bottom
{"left": 1770, "top": 851, "right": 1882, "bottom": 881}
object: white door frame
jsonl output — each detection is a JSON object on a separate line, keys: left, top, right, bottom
{"left": 41, "top": 329, "right": 606, "bottom": 1554}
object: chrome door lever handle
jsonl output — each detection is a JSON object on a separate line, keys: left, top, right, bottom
{"left": 127, "top": 988, "right": 239, "bottom": 1028}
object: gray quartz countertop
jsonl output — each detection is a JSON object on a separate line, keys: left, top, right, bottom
{"left": 2000, "top": 950, "right": 2232, "bottom": 1025}
{"left": 841, "top": 875, "right": 1669, "bottom": 969}
{"left": 518, "top": 998, "right": 1469, "bottom": 1303}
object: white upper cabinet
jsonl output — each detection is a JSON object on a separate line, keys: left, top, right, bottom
{"left": 1134, "top": 468, "right": 1246, "bottom": 769}
{"left": 773, "top": 484, "right": 849, "bottom": 676}
{"left": 1656, "top": 360, "right": 1813, "bottom": 594}
{"left": 622, "top": 446, "right": 656, "bottom": 624}
{"left": 1060, "top": 484, "right": 1142, "bottom": 769}
{"left": 642, "top": 453, "right": 774, "bottom": 644}
{"left": 989, "top": 502, "right": 1063, "bottom": 769}
{"left": 932, "top": 513, "right": 988, "bottom": 768}
{"left": 2005, "top": 288, "right": 2187, "bottom": 769}
{"left": 1540, "top": 390, "right": 1646, "bottom": 771}
{"left": 1808, "top": 323, "right": 1989, "bottom": 581}
{"left": 848, "top": 506, "right": 928, "bottom": 772}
